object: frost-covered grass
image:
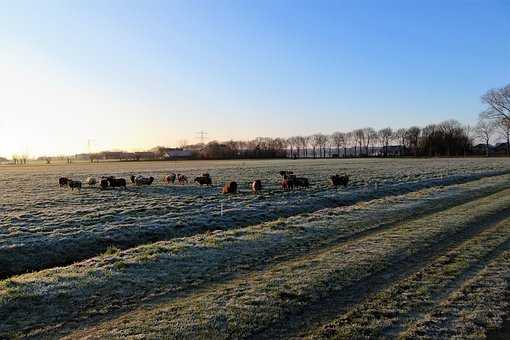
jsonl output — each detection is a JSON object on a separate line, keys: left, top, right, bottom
{"left": 1, "top": 158, "right": 510, "bottom": 277}
{"left": 311, "top": 217, "right": 510, "bottom": 339}
{"left": 401, "top": 251, "right": 510, "bottom": 339}
{"left": 57, "top": 189, "right": 510, "bottom": 339}
{"left": 2, "top": 175, "right": 510, "bottom": 338}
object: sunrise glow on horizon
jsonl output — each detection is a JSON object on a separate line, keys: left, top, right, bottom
{"left": 1, "top": 0, "right": 509, "bottom": 158}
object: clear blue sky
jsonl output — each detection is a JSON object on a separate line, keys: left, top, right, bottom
{"left": 0, "top": 0, "right": 509, "bottom": 157}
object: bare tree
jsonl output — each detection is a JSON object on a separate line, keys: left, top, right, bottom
{"left": 236, "top": 140, "right": 248, "bottom": 156}
{"left": 224, "top": 140, "right": 238, "bottom": 158}
{"left": 495, "top": 118, "right": 510, "bottom": 156}
{"left": 475, "top": 114, "right": 496, "bottom": 157}
{"left": 482, "top": 84, "right": 510, "bottom": 122}
{"left": 406, "top": 126, "right": 421, "bottom": 156}
{"left": 394, "top": 128, "right": 407, "bottom": 156}
{"left": 295, "top": 136, "right": 306, "bottom": 158}
{"left": 286, "top": 137, "right": 293, "bottom": 158}
{"left": 297, "top": 136, "right": 310, "bottom": 158}
{"left": 303, "top": 136, "right": 311, "bottom": 158}
{"left": 317, "top": 133, "right": 329, "bottom": 158}
{"left": 363, "top": 127, "right": 376, "bottom": 155}
{"left": 463, "top": 124, "right": 475, "bottom": 156}
{"left": 378, "top": 127, "right": 393, "bottom": 157}
{"left": 344, "top": 132, "right": 353, "bottom": 157}
{"left": 439, "top": 120, "right": 463, "bottom": 157}
{"left": 311, "top": 134, "right": 324, "bottom": 158}
{"left": 353, "top": 129, "right": 364, "bottom": 156}
{"left": 330, "top": 132, "right": 345, "bottom": 157}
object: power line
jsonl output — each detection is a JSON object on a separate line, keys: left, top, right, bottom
{"left": 196, "top": 130, "right": 208, "bottom": 144}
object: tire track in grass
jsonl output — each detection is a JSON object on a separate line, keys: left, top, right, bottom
{"left": 1, "top": 171, "right": 509, "bottom": 279}
{"left": 61, "top": 190, "right": 510, "bottom": 339}
{"left": 305, "top": 217, "right": 510, "bottom": 339}
{"left": 2, "top": 177, "right": 510, "bottom": 338}
{"left": 401, "top": 251, "right": 510, "bottom": 339}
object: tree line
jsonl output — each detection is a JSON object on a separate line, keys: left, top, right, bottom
{"left": 12, "top": 83, "right": 510, "bottom": 163}
{"left": 194, "top": 121, "right": 470, "bottom": 160}
{"left": 195, "top": 83, "right": 510, "bottom": 160}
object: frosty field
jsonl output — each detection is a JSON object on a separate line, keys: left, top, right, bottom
{"left": 2, "top": 157, "right": 510, "bottom": 339}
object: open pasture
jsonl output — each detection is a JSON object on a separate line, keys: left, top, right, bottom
{"left": 2, "top": 157, "right": 510, "bottom": 338}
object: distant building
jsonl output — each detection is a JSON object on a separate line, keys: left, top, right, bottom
{"left": 133, "top": 151, "right": 157, "bottom": 160}
{"left": 74, "top": 153, "right": 92, "bottom": 161}
{"left": 98, "top": 151, "right": 126, "bottom": 160}
{"left": 472, "top": 143, "right": 493, "bottom": 155}
{"left": 160, "top": 148, "right": 193, "bottom": 159}
{"left": 494, "top": 143, "right": 509, "bottom": 154}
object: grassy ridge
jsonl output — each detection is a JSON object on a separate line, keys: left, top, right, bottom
{"left": 2, "top": 176, "right": 510, "bottom": 337}
{"left": 61, "top": 189, "right": 510, "bottom": 339}
{"left": 309, "top": 217, "right": 510, "bottom": 339}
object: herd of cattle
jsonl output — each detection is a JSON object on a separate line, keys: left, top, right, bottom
{"left": 58, "top": 171, "right": 349, "bottom": 193}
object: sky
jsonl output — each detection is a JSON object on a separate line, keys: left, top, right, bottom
{"left": 0, "top": 0, "right": 509, "bottom": 158}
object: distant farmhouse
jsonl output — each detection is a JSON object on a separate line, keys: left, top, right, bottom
{"left": 494, "top": 142, "right": 509, "bottom": 154}
{"left": 472, "top": 143, "right": 490, "bottom": 154}
{"left": 60, "top": 147, "right": 194, "bottom": 162}
{"left": 161, "top": 148, "right": 193, "bottom": 159}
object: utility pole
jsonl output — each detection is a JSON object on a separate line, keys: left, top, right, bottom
{"left": 87, "top": 139, "right": 95, "bottom": 153}
{"left": 196, "top": 130, "right": 208, "bottom": 144}
{"left": 87, "top": 139, "right": 96, "bottom": 163}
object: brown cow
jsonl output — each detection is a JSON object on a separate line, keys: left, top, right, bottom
{"left": 223, "top": 181, "right": 237, "bottom": 194}
{"left": 282, "top": 175, "right": 309, "bottom": 190}
{"left": 164, "top": 173, "right": 176, "bottom": 184}
{"left": 251, "top": 180, "right": 262, "bottom": 193}
{"left": 281, "top": 178, "right": 294, "bottom": 191}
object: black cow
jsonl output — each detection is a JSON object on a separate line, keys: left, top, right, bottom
{"left": 68, "top": 180, "right": 82, "bottom": 191}
{"left": 330, "top": 174, "right": 349, "bottom": 187}
{"left": 194, "top": 175, "right": 212, "bottom": 186}
{"left": 107, "top": 177, "right": 127, "bottom": 189}
{"left": 59, "top": 177, "right": 69, "bottom": 187}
